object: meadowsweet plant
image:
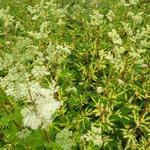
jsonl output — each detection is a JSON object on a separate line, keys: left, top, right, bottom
{"left": 0, "top": 0, "right": 150, "bottom": 149}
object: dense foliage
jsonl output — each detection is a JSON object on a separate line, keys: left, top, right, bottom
{"left": 0, "top": 0, "right": 150, "bottom": 149}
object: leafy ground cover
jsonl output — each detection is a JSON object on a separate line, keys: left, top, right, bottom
{"left": 0, "top": 0, "right": 150, "bottom": 149}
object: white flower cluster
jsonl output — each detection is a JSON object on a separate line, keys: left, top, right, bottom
{"left": 0, "top": 37, "right": 66, "bottom": 130}
{"left": 31, "top": 65, "right": 50, "bottom": 78}
{"left": 27, "top": 2, "right": 45, "bottom": 21}
{"left": 27, "top": 2, "right": 57, "bottom": 40}
{"left": 21, "top": 82, "right": 61, "bottom": 129}
{"left": 108, "top": 29, "right": 122, "bottom": 45}
{"left": 127, "top": 11, "right": 144, "bottom": 24}
{"left": 134, "top": 25, "right": 150, "bottom": 42}
{"left": 106, "top": 10, "right": 115, "bottom": 22}
{"left": 56, "top": 128, "right": 75, "bottom": 150}
{"left": 0, "top": 7, "right": 14, "bottom": 27}
{"left": 0, "top": 62, "right": 61, "bottom": 130}
{"left": 96, "top": 86, "right": 103, "bottom": 94}
{"left": 28, "top": 20, "right": 50, "bottom": 39}
{"left": 120, "top": 0, "right": 139, "bottom": 6}
{"left": 46, "top": 43, "right": 71, "bottom": 64}
{"left": 129, "top": 0, "right": 139, "bottom": 5}
{"left": 0, "top": 65, "right": 29, "bottom": 100}
{"left": 81, "top": 125, "right": 103, "bottom": 146}
{"left": 90, "top": 10, "right": 104, "bottom": 26}
{"left": 121, "top": 21, "right": 133, "bottom": 36}
{"left": 27, "top": 0, "right": 66, "bottom": 26}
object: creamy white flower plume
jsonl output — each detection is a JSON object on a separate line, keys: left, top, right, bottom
{"left": 108, "top": 29, "right": 122, "bottom": 45}
{"left": 21, "top": 82, "right": 61, "bottom": 129}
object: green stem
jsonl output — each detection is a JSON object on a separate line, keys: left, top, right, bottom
{"left": 43, "top": 129, "right": 51, "bottom": 144}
